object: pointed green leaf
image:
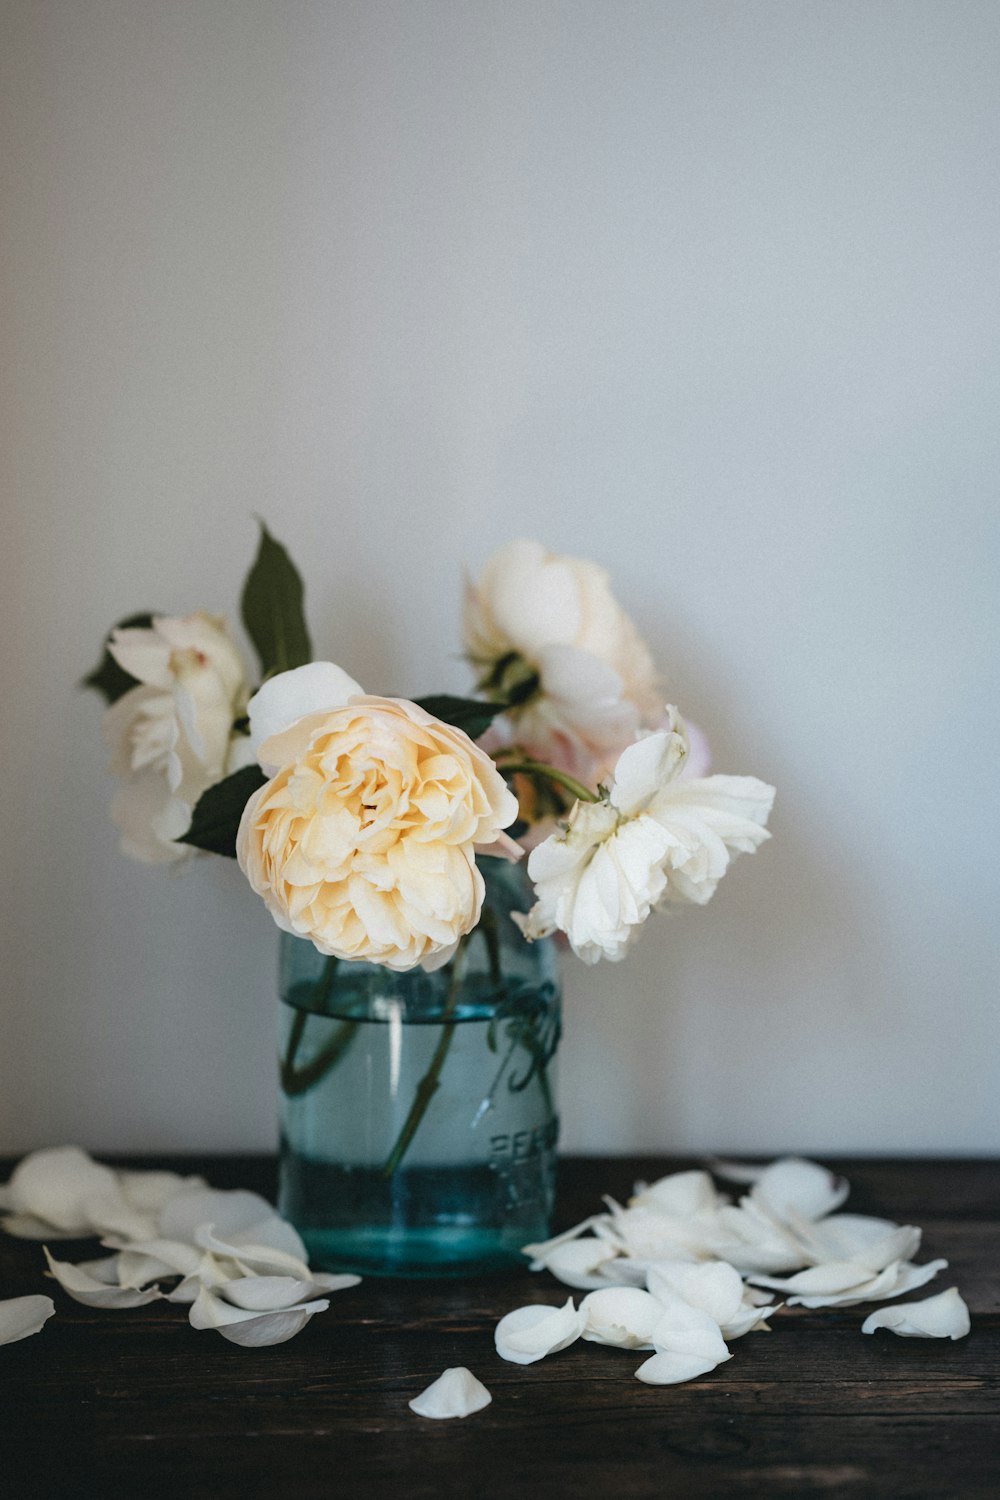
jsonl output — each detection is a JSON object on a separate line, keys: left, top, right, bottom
{"left": 81, "top": 612, "right": 156, "bottom": 705}
{"left": 414, "top": 695, "right": 505, "bottom": 742}
{"left": 176, "top": 764, "right": 267, "bottom": 858}
{"left": 240, "top": 522, "right": 312, "bottom": 679}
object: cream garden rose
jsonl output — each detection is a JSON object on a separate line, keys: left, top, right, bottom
{"left": 464, "top": 539, "right": 662, "bottom": 781}
{"left": 236, "top": 668, "right": 520, "bottom": 970}
{"left": 103, "top": 612, "right": 253, "bottom": 863}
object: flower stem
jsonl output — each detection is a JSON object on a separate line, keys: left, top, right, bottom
{"left": 494, "top": 758, "right": 600, "bottom": 805}
{"left": 280, "top": 956, "right": 360, "bottom": 1098}
{"left": 380, "top": 938, "right": 470, "bottom": 1179}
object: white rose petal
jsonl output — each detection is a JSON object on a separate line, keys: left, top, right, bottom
{"left": 529, "top": 1237, "right": 625, "bottom": 1291}
{"left": 580, "top": 1287, "right": 667, "bottom": 1349}
{"left": 861, "top": 1288, "right": 970, "bottom": 1340}
{"left": 0, "top": 1295, "right": 56, "bottom": 1346}
{"left": 159, "top": 1188, "right": 304, "bottom": 1257}
{"left": 44, "top": 1248, "right": 164, "bottom": 1310}
{"left": 646, "top": 1261, "right": 745, "bottom": 1328}
{"left": 408, "top": 1367, "right": 492, "bottom": 1420}
{"left": 794, "top": 1213, "right": 922, "bottom": 1273}
{"left": 750, "top": 1257, "right": 948, "bottom": 1309}
{"left": 635, "top": 1347, "right": 729, "bottom": 1385}
{"left": 1, "top": 1147, "right": 123, "bottom": 1236}
{"left": 247, "top": 662, "right": 364, "bottom": 765}
{"left": 215, "top": 1274, "right": 357, "bottom": 1312}
{"left": 495, "top": 1298, "right": 585, "bottom": 1364}
{"left": 188, "top": 1285, "right": 329, "bottom": 1347}
{"left": 630, "top": 1170, "right": 726, "bottom": 1217}
{"left": 748, "top": 1158, "right": 850, "bottom": 1224}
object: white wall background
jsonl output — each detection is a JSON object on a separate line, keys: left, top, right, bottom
{"left": 2, "top": 0, "right": 998, "bottom": 1157}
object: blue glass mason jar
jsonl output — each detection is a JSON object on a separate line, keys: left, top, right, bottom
{"left": 276, "top": 856, "right": 561, "bottom": 1277}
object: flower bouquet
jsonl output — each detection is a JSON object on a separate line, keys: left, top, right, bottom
{"left": 86, "top": 529, "right": 774, "bottom": 1275}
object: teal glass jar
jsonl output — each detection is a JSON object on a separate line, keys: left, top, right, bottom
{"left": 276, "top": 857, "right": 561, "bottom": 1277}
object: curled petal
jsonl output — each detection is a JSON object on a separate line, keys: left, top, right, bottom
{"left": 409, "top": 1367, "right": 492, "bottom": 1420}
{"left": 0, "top": 1295, "right": 56, "bottom": 1346}
{"left": 646, "top": 1261, "right": 745, "bottom": 1328}
{"left": 44, "top": 1248, "right": 163, "bottom": 1309}
{"left": 530, "top": 1237, "right": 624, "bottom": 1291}
{"left": 861, "top": 1288, "right": 970, "bottom": 1340}
{"left": 580, "top": 1287, "right": 666, "bottom": 1349}
{"left": 188, "top": 1285, "right": 328, "bottom": 1346}
{"left": 495, "top": 1299, "right": 585, "bottom": 1364}
{"left": 748, "top": 1158, "right": 849, "bottom": 1224}
{"left": 635, "top": 1347, "right": 731, "bottom": 1385}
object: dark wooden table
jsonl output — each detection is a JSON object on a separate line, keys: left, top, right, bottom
{"left": 2, "top": 1156, "right": 997, "bottom": 1498}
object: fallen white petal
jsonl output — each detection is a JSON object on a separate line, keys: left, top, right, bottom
{"left": 861, "top": 1287, "right": 970, "bottom": 1340}
{"left": 495, "top": 1298, "right": 584, "bottom": 1364}
{"left": 0, "top": 1295, "right": 56, "bottom": 1346}
{"left": 1, "top": 1147, "right": 123, "bottom": 1236}
{"left": 193, "top": 1226, "right": 311, "bottom": 1279}
{"left": 0, "top": 1213, "right": 85, "bottom": 1241}
{"left": 409, "top": 1367, "right": 492, "bottom": 1420}
{"left": 749, "top": 1158, "right": 849, "bottom": 1224}
{"left": 721, "top": 1297, "right": 781, "bottom": 1339}
{"left": 753, "top": 1257, "right": 949, "bottom": 1309}
{"left": 44, "top": 1248, "right": 164, "bottom": 1309}
{"left": 159, "top": 1187, "right": 303, "bottom": 1257}
{"left": 793, "top": 1213, "right": 922, "bottom": 1273}
{"left": 580, "top": 1287, "right": 667, "bottom": 1349}
{"left": 522, "top": 1216, "right": 605, "bottom": 1264}
{"left": 216, "top": 1275, "right": 338, "bottom": 1311}
{"left": 534, "top": 1237, "right": 624, "bottom": 1291}
{"left": 630, "top": 1171, "right": 725, "bottom": 1217}
{"left": 188, "top": 1285, "right": 329, "bottom": 1346}
{"left": 635, "top": 1347, "right": 731, "bottom": 1384}
{"left": 649, "top": 1295, "right": 731, "bottom": 1361}
{"left": 116, "top": 1170, "right": 207, "bottom": 1216}
{"left": 646, "top": 1260, "right": 745, "bottom": 1327}
{"left": 103, "top": 1237, "right": 203, "bottom": 1286}
{"left": 74, "top": 1255, "right": 124, "bottom": 1286}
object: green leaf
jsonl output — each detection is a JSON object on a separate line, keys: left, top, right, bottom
{"left": 240, "top": 521, "right": 312, "bottom": 679}
{"left": 176, "top": 764, "right": 267, "bottom": 858}
{"left": 81, "top": 612, "right": 155, "bottom": 705}
{"left": 415, "top": 695, "right": 506, "bottom": 742}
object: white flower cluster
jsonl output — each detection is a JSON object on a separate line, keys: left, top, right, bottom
{"left": 515, "top": 709, "right": 774, "bottom": 963}
{"left": 493, "top": 1157, "right": 969, "bottom": 1381}
{"left": 0, "top": 1147, "right": 358, "bottom": 1347}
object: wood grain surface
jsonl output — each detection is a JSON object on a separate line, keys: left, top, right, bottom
{"left": 2, "top": 1156, "right": 997, "bottom": 1499}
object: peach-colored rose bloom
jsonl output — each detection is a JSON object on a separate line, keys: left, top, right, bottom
{"left": 237, "top": 697, "right": 520, "bottom": 971}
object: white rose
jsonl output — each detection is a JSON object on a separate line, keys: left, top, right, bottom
{"left": 102, "top": 612, "right": 252, "bottom": 863}
{"left": 237, "top": 665, "right": 521, "bottom": 970}
{"left": 516, "top": 709, "right": 774, "bottom": 963}
{"left": 463, "top": 540, "right": 661, "bottom": 780}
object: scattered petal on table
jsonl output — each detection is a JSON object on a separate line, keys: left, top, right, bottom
{"left": 409, "top": 1367, "right": 492, "bottom": 1419}
{"left": 188, "top": 1285, "right": 329, "bottom": 1346}
{"left": 0, "top": 1295, "right": 56, "bottom": 1346}
{"left": 861, "top": 1288, "right": 970, "bottom": 1340}
{"left": 646, "top": 1260, "right": 745, "bottom": 1327}
{"left": 0, "top": 1147, "right": 123, "bottom": 1237}
{"left": 495, "top": 1298, "right": 585, "bottom": 1364}
{"left": 748, "top": 1158, "right": 850, "bottom": 1224}
{"left": 193, "top": 1226, "right": 312, "bottom": 1280}
{"left": 793, "top": 1213, "right": 922, "bottom": 1272}
{"left": 635, "top": 1347, "right": 730, "bottom": 1384}
{"left": 216, "top": 1275, "right": 336, "bottom": 1311}
{"left": 522, "top": 1216, "right": 605, "bottom": 1265}
{"left": 532, "top": 1236, "right": 624, "bottom": 1291}
{"left": 630, "top": 1170, "right": 726, "bottom": 1217}
{"left": 44, "top": 1248, "right": 164, "bottom": 1309}
{"left": 580, "top": 1287, "right": 667, "bottom": 1349}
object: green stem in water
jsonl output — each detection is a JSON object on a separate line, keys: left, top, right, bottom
{"left": 494, "top": 758, "right": 600, "bottom": 806}
{"left": 280, "top": 956, "right": 360, "bottom": 1098}
{"left": 380, "top": 937, "right": 471, "bottom": 1179}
